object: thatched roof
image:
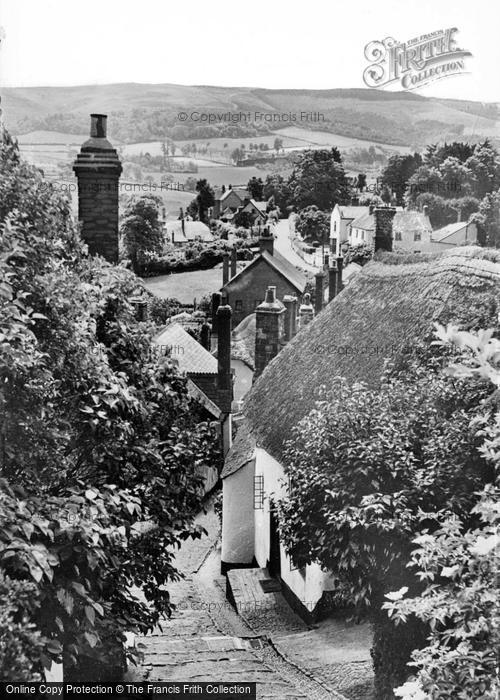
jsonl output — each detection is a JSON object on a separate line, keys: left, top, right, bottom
{"left": 238, "top": 247, "right": 500, "bottom": 465}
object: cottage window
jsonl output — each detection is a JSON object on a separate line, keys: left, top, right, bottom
{"left": 361, "top": 231, "right": 365, "bottom": 240}
{"left": 414, "top": 232, "right": 422, "bottom": 241}
{"left": 333, "top": 221, "right": 337, "bottom": 231}
{"left": 254, "top": 474, "right": 264, "bottom": 509}
{"left": 235, "top": 300, "right": 243, "bottom": 311}
{"left": 395, "top": 232, "right": 402, "bottom": 241}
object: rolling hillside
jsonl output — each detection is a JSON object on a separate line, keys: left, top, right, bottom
{"left": 3, "top": 83, "right": 499, "bottom": 148}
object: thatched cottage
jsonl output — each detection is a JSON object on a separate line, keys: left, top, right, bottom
{"left": 220, "top": 246, "right": 500, "bottom": 618}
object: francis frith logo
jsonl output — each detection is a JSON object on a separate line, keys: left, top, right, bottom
{"left": 363, "top": 28, "right": 472, "bottom": 91}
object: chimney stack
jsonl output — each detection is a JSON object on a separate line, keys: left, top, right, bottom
{"left": 314, "top": 271, "right": 325, "bottom": 314}
{"left": 211, "top": 292, "right": 222, "bottom": 335}
{"left": 230, "top": 247, "right": 237, "bottom": 278}
{"left": 374, "top": 207, "right": 396, "bottom": 252}
{"left": 73, "top": 114, "right": 122, "bottom": 263}
{"left": 200, "top": 320, "right": 211, "bottom": 351}
{"left": 254, "top": 286, "right": 285, "bottom": 380}
{"left": 258, "top": 229, "right": 274, "bottom": 256}
{"left": 328, "top": 260, "right": 338, "bottom": 302}
{"left": 216, "top": 304, "right": 233, "bottom": 412}
{"left": 283, "top": 295, "right": 298, "bottom": 341}
{"left": 336, "top": 256, "right": 344, "bottom": 295}
{"left": 299, "top": 293, "right": 314, "bottom": 328}
{"left": 222, "top": 252, "right": 229, "bottom": 285}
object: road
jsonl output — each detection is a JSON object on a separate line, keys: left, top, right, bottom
{"left": 273, "top": 219, "right": 321, "bottom": 273}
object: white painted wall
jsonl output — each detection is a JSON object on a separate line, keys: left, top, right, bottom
{"left": 221, "top": 458, "right": 255, "bottom": 565}
{"left": 254, "top": 448, "right": 335, "bottom": 611}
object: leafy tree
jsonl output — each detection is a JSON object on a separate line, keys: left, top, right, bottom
{"left": 470, "top": 188, "right": 500, "bottom": 247}
{"left": 273, "top": 137, "right": 283, "bottom": 153}
{"left": 389, "top": 325, "right": 500, "bottom": 700}
{"left": 295, "top": 205, "right": 330, "bottom": 246}
{"left": 278, "top": 337, "right": 496, "bottom": 698}
{"left": 233, "top": 210, "right": 254, "bottom": 229}
{"left": 0, "top": 128, "right": 220, "bottom": 678}
{"left": 121, "top": 195, "right": 164, "bottom": 273}
{"left": 247, "top": 176, "right": 264, "bottom": 200}
{"left": 288, "top": 149, "right": 350, "bottom": 210}
{"left": 263, "top": 174, "right": 292, "bottom": 213}
{"left": 195, "top": 178, "right": 215, "bottom": 223}
{"left": 381, "top": 154, "right": 422, "bottom": 205}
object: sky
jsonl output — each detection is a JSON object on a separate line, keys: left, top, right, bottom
{"left": 0, "top": 0, "right": 499, "bottom": 102}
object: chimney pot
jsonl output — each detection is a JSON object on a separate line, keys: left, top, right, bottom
{"left": 265, "top": 286, "right": 276, "bottom": 303}
{"left": 90, "top": 113, "right": 107, "bottom": 138}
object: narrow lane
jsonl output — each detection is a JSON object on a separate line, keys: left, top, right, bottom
{"left": 131, "top": 499, "right": 333, "bottom": 699}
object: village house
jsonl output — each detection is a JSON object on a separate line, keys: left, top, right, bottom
{"left": 212, "top": 186, "right": 249, "bottom": 220}
{"left": 330, "top": 204, "right": 370, "bottom": 256}
{"left": 349, "top": 207, "right": 433, "bottom": 252}
{"left": 153, "top": 314, "right": 233, "bottom": 487}
{"left": 165, "top": 219, "right": 214, "bottom": 246}
{"left": 427, "top": 220, "right": 478, "bottom": 249}
{"left": 220, "top": 230, "right": 307, "bottom": 326}
{"left": 220, "top": 208, "right": 500, "bottom": 621}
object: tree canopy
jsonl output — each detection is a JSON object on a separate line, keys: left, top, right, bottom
{"left": 0, "top": 128, "right": 220, "bottom": 679}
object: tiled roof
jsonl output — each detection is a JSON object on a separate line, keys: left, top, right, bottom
{"left": 393, "top": 211, "right": 432, "bottom": 234}
{"left": 153, "top": 323, "right": 217, "bottom": 375}
{"left": 350, "top": 212, "right": 375, "bottom": 230}
{"left": 242, "top": 247, "right": 500, "bottom": 464}
{"left": 223, "top": 248, "right": 306, "bottom": 294}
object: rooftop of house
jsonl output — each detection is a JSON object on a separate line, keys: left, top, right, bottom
{"left": 350, "top": 211, "right": 375, "bottom": 230}
{"left": 350, "top": 210, "right": 431, "bottom": 234}
{"left": 337, "top": 205, "right": 370, "bottom": 220}
{"left": 222, "top": 249, "right": 307, "bottom": 294}
{"left": 432, "top": 221, "right": 473, "bottom": 242}
{"left": 224, "top": 247, "right": 500, "bottom": 474}
{"left": 218, "top": 187, "right": 249, "bottom": 202}
{"left": 166, "top": 220, "right": 214, "bottom": 243}
{"left": 393, "top": 210, "right": 432, "bottom": 234}
{"left": 153, "top": 322, "right": 217, "bottom": 375}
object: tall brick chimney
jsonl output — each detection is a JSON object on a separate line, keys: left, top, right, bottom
{"left": 283, "top": 295, "right": 298, "bottom": 341}
{"left": 230, "top": 247, "right": 237, "bottom": 278}
{"left": 73, "top": 114, "right": 122, "bottom": 263}
{"left": 314, "top": 271, "right": 325, "bottom": 314}
{"left": 299, "top": 292, "right": 314, "bottom": 327}
{"left": 216, "top": 304, "right": 232, "bottom": 412}
{"left": 254, "top": 286, "right": 285, "bottom": 380}
{"left": 374, "top": 207, "right": 396, "bottom": 252}
{"left": 222, "top": 253, "right": 229, "bottom": 285}
{"left": 258, "top": 229, "right": 274, "bottom": 256}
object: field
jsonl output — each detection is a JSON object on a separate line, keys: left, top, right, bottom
{"left": 142, "top": 266, "right": 225, "bottom": 303}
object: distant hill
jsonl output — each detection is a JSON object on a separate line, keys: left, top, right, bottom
{"left": 2, "top": 83, "right": 499, "bottom": 148}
